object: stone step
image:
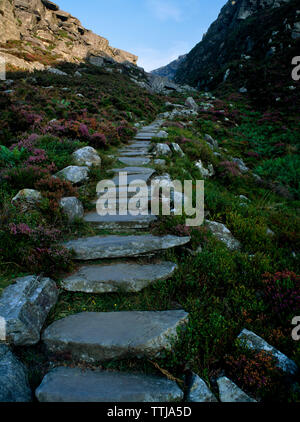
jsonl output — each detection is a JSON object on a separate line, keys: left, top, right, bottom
{"left": 42, "top": 310, "right": 188, "bottom": 362}
{"left": 117, "top": 157, "right": 151, "bottom": 166}
{"left": 83, "top": 212, "right": 157, "bottom": 230}
{"left": 61, "top": 261, "right": 177, "bottom": 293}
{"left": 111, "top": 171, "right": 154, "bottom": 187}
{"left": 135, "top": 134, "right": 156, "bottom": 140}
{"left": 112, "top": 167, "right": 155, "bottom": 176}
{"left": 118, "top": 150, "right": 151, "bottom": 157}
{"left": 127, "top": 141, "right": 151, "bottom": 149}
{"left": 63, "top": 234, "right": 190, "bottom": 260}
{"left": 36, "top": 367, "right": 183, "bottom": 402}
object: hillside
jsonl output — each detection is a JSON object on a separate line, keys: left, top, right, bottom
{"left": 151, "top": 54, "right": 187, "bottom": 79}
{"left": 0, "top": 0, "right": 137, "bottom": 71}
{"left": 0, "top": 0, "right": 299, "bottom": 405}
{"left": 175, "top": 0, "right": 300, "bottom": 109}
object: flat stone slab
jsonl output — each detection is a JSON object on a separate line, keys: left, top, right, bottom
{"left": 112, "top": 167, "right": 155, "bottom": 176}
{"left": 61, "top": 261, "right": 177, "bottom": 293}
{"left": 118, "top": 150, "right": 151, "bottom": 157}
{"left": 36, "top": 367, "right": 183, "bottom": 402}
{"left": 117, "top": 157, "right": 151, "bottom": 166}
{"left": 127, "top": 141, "right": 151, "bottom": 149}
{"left": 0, "top": 345, "right": 32, "bottom": 402}
{"left": 0, "top": 275, "right": 58, "bottom": 346}
{"left": 111, "top": 172, "right": 154, "bottom": 188}
{"left": 43, "top": 310, "right": 189, "bottom": 362}
{"left": 63, "top": 234, "right": 190, "bottom": 260}
{"left": 238, "top": 329, "right": 298, "bottom": 376}
{"left": 135, "top": 134, "right": 157, "bottom": 140}
{"left": 83, "top": 212, "right": 157, "bottom": 229}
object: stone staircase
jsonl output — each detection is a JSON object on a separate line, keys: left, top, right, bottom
{"left": 36, "top": 119, "right": 190, "bottom": 402}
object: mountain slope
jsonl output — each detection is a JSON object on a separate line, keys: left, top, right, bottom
{"left": 151, "top": 54, "right": 187, "bottom": 80}
{"left": 174, "top": 0, "right": 300, "bottom": 103}
{"left": 0, "top": 0, "right": 137, "bottom": 71}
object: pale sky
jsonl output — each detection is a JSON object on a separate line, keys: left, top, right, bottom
{"left": 58, "top": 0, "right": 226, "bottom": 71}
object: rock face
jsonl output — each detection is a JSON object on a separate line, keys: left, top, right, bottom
{"left": 0, "top": 0, "right": 137, "bottom": 71}
{"left": 206, "top": 220, "right": 241, "bottom": 251}
{"left": 175, "top": 0, "right": 296, "bottom": 88}
{"left": 42, "top": 310, "right": 189, "bottom": 362}
{"left": 36, "top": 367, "right": 183, "bottom": 402}
{"left": 238, "top": 329, "right": 298, "bottom": 376}
{"left": 217, "top": 377, "right": 256, "bottom": 402}
{"left": 59, "top": 197, "right": 84, "bottom": 222}
{"left": 63, "top": 234, "right": 191, "bottom": 260}
{"left": 153, "top": 143, "right": 172, "bottom": 157}
{"left": 186, "top": 373, "right": 218, "bottom": 402}
{"left": 72, "top": 147, "right": 101, "bottom": 167}
{"left": 0, "top": 345, "right": 32, "bottom": 402}
{"left": 56, "top": 166, "right": 89, "bottom": 184}
{"left": 151, "top": 54, "right": 187, "bottom": 80}
{"left": 62, "top": 261, "right": 177, "bottom": 293}
{"left": 0, "top": 275, "right": 58, "bottom": 346}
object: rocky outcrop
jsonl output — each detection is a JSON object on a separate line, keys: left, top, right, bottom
{"left": 0, "top": 0, "right": 137, "bottom": 71}
{"left": 151, "top": 54, "right": 187, "bottom": 79}
{"left": 175, "top": 0, "right": 298, "bottom": 88}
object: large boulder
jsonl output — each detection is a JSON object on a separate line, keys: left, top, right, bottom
{"left": 0, "top": 276, "right": 58, "bottom": 346}
{"left": 59, "top": 197, "right": 84, "bottom": 222}
{"left": 47, "top": 67, "right": 68, "bottom": 76}
{"left": 56, "top": 166, "right": 89, "bottom": 184}
{"left": 0, "top": 345, "right": 31, "bottom": 402}
{"left": 72, "top": 146, "right": 101, "bottom": 167}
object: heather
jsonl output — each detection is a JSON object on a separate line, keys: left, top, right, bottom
{"left": 0, "top": 64, "right": 299, "bottom": 402}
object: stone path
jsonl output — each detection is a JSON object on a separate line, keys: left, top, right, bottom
{"left": 36, "top": 119, "right": 191, "bottom": 401}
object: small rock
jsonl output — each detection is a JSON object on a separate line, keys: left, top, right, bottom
{"left": 154, "top": 159, "right": 166, "bottom": 166}
{"left": 232, "top": 158, "right": 249, "bottom": 173}
{"left": 59, "top": 197, "right": 84, "bottom": 222}
{"left": 239, "top": 87, "right": 248, "bottom": 93}
{"left": 0, "top": 345, "right": 32, "bottom": 402}
{"left": 153, "top": 143, "right": 172, "bottom": 157}
{"left": 187, "top": 373, "right": 218, "bottom": 402}
{"left": 171, "top": 143, "right": 185, "bottom": 157}
{"left": 12, "top": 189, "right": 42, "bottom": 211}
{"left": 48, "top": 67, "right": 67, "bottom": 76}
{"left": 156, "top": 130, "right": 168, "bottom": 139}
{"left": 217, "top": 377, "right": 256, "bottom": 402}
{"left": 56, "top": 166, "right": 89, "bottom": 184}
{"left": 185, "top": 97, "right": 199, "bottom": 112}
{"left": 206, "top": 220, "right": 241, "bottom": 251}
{"left": 266, "top": 227, "right": 275, "bottom": 237}
{"left": 238, "top": 329, "right": 298, "bottom": 376}
{"left": 195, "top": 160, "right": 215, "bottom": 179}
{"left": 0, "top": 276, "right": 58, "bottom": 346}
{"left": 74, "top": 71, "right": 82, "bottom": 77}
{"left": 72, "top": 146, "right": 101, "bottom": 167}
{"left": 204, "top": 134, "right": 218, "bottom": 150}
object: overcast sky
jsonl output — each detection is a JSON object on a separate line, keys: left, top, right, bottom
{"left": 58, "top": 0, "right": 226, "bottom": 71}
